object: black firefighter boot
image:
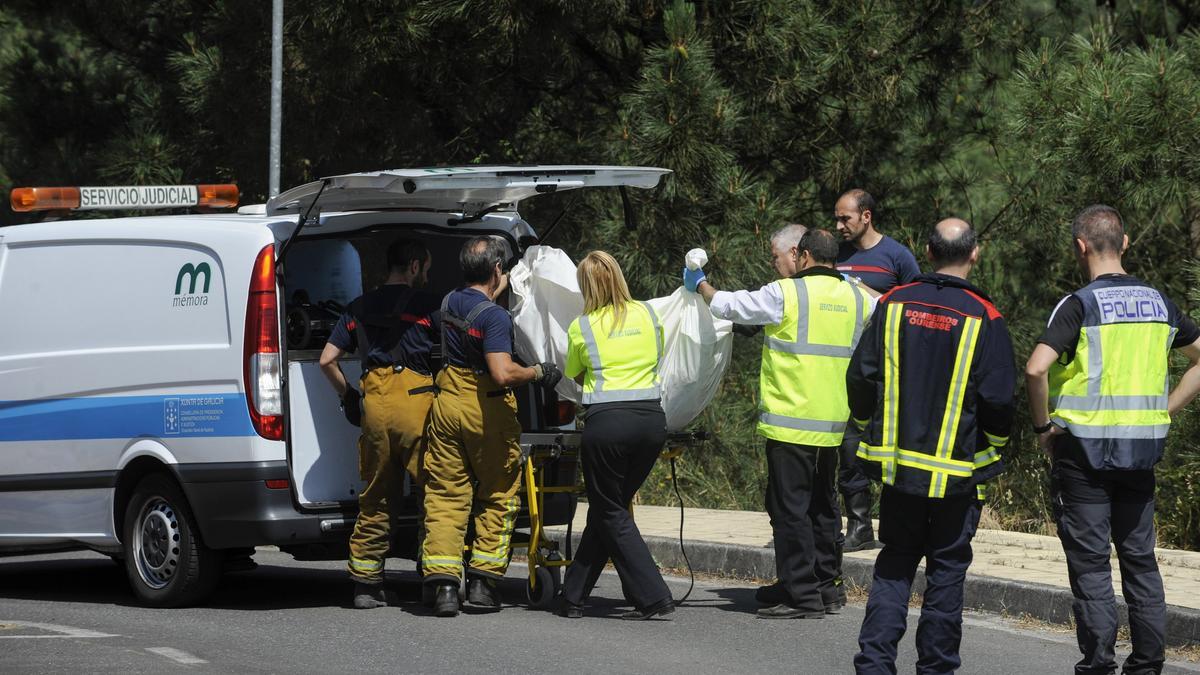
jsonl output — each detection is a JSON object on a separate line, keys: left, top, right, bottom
{"left": 432, "top": 582, "right": 460, "bottom": 617}
{"left": 843, "top": 490, "right": 877, "bottom": 552}
{"left": 352, "top": 582, "right": 387, "bottom": 609}
{"left": 465, "top": 576, "right": 502, "bottom": 611}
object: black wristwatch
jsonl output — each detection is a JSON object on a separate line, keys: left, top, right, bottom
{"left": 1033, "top": 421, "right": 1053, "bottom": 434}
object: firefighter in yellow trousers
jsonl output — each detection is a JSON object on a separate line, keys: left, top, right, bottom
{"left": 319, "top": 239, "right": 439, "bottom": 609}
{"left": 422, "top": 236, "right": 561, "bottom": 617}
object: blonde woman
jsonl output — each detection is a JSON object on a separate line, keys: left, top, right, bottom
{"left": 559, "top": 251, "right": 674, "bottom": 620}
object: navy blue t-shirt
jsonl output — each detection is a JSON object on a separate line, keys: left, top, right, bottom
{"left": 836, "top": 235, "right": 921, "bottom": 294}
{"left": 441, "top": 288, "right": 514, "bottom": 368}
{"left": 328, "top": 284, "right": 439, "bottom": 375}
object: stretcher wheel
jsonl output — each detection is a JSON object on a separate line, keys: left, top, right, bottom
{"left": 526, "top": 565, "right": 561, "bottom": 609}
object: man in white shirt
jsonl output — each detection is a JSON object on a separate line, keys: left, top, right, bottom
{"left": 685, "top": 225, "right": 876, "bottom": 617}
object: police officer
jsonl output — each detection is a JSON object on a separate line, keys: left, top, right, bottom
{"left": 695, "top": 226, "right": 874, "bottom": 618}
{"left": 847, "top": 219, "right": 1015, "bottom": 673}
{"left": 318, "top": 238, "right": 439, "bottom": 609}
{"left": 833, "top": 189, "right": 921, "bottom": 552}
{"left": 559, "top": 251, "right": 674, "bottom": 621}
{"left": 1025, "top": 205, "right": 1200, "bottom": 675}
{"left": 422, "top": 235, "right": 561, "bottom": 617}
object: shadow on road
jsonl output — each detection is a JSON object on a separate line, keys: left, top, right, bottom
{"left": 0, "top": 557, "right": 138, "bottom": 607}
{"left": 0, "top": 553, "right": 767, "bottom": 618}
{"left": 707, "top": 586, "right": 761, "bottom": 613}
{"left": 207, "top": 564, "right": 399, "bottom": 610}
{"left": 0, "top": 555, "right": 570, "bottom": 614}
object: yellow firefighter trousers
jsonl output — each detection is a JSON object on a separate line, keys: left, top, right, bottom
{"left": 421, "top": 365, "right": 523, "bottom": 582}
{"left": 348, "top": 366, "right": 435, "bottom": 584}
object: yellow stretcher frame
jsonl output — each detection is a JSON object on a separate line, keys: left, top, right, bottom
{"left": 518, "top": 434, "right": 582, "bottom": 609}
{"left": 516, "top": 430, "right": 708, "bottom": 609}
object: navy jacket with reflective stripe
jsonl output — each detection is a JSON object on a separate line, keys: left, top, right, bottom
{"left": 846, "top": 274, "right": 1017, "bottom": 498}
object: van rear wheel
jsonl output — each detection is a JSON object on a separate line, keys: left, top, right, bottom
{"left": 122, "top": 473, "right": 220, "bottom": 607}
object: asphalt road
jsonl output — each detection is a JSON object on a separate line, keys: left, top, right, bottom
{"left": 0, "top": 550, "right": 1196, "bottom": 674}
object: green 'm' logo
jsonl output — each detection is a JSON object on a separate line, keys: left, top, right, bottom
{"left": 175, "top": 262, "right": 212, "bottom": 295}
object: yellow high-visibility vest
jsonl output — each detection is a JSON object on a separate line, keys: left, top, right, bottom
{"left": 1049, "top": 278, "right": 1176, "bottom": 470}
{"left": 568, "top": 301, "right": 663, "bottom": 405}
{"left": 758, "top": 273, "right": 872, "bottom": 446}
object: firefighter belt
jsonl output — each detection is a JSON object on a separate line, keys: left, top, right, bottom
{"left": 347, "top": 366, "right": 435, "bottom": 584}
{"left": 421, "top": 364, "right": 523, "bottom": 582}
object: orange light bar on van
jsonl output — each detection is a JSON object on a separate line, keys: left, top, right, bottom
{"left": 9, "top": 184, "right": 240, "bottom": 212}
{"left": 197, "top": 184, "right": 240, "bottom": 209}
{"left": 10, "top": 186, "right": 81, "bottom": 212}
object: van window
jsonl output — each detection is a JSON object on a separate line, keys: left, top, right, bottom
{"left": 282, "top": 239, "right": 362, "bottom": 308}
{"left": 0, "top": 242, "right": 229, "bottom": 356}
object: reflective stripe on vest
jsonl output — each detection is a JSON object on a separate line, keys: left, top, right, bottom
{"left": 764, "top": 278, "right": 866, "bottom": 357}
{"left": 757, "top": 275, "right": 870, "bottom": 446}
{"left": 577, "top": 301, "right": 663, "bottom": 405}
{"left": 856, "top": 301, "right": 986, "bottom": 498}
{"left": 1048, "top": 280, "right": 1175, "bottom": 469}
{"left": 857, "top": 443, "right": 1001, "bottom": 486}
{"left": 929, "top": 314, "right": 982, "bottom": 498}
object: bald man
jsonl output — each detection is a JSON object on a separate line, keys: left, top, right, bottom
{"left": 846, "top": 218, "right": 1016, "bottom": 673}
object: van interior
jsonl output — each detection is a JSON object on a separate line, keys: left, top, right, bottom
{"left": 279, "top": 223, "right": 576, "bottom": 554}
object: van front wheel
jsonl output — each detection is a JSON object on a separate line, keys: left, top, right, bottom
{"left": 122, "top": 473, "right": 220, "bottom": 607}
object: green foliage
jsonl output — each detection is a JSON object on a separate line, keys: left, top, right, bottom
{"left": 3, "top": 0, "right": 1200, "bottom": 547}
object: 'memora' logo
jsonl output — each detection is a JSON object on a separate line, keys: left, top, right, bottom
{"left": 173, "top": 262, "right": 212, "bottom": 308}
{"left": 1092, "top": 286, "right": 1167, "bottom": 324}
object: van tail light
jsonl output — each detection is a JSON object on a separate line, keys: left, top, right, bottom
{"left": 555, "top": 401, "right": 576, "bottom": 426}
{"left": 244, "top": 244, "right": 284, "bottom": 440}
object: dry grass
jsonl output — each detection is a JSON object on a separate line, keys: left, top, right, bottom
{"left": 1173, "top": 642, "right": 1200, "bottom": 663}
{"left": 978, "top": 505, "right": 1003, "bottom": 531}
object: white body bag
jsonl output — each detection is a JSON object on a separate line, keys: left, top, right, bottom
{"left": 509, "top": 246, "right": 732, "bottom": 431}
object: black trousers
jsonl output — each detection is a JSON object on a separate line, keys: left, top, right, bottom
{"left": 839, "top": 418, "right": 871, "bottom": 496}
{"left": 562, "top": 402, "right": 671, "bottom": 612}
{"left": 764, "top": 439, "right": 841, "bottom": 611}
{"left": 855, "top": 486, "right": 981, "bottom": 675}
{"left": 1052, "top": 448, "right": 1164, "bottom": 675}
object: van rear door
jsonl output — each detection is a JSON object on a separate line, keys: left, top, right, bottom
{"left": 278, "top": 165, "right": 669, "bottom": 513}
{"left": 265, "top": 165, "right": 669, "bottom": 219}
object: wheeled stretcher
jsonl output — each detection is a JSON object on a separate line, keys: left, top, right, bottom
{"left": 515, "top": 430, "right": 708, "bottom": 609}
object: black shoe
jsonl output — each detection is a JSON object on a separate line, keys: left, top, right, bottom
{"left": 821, "top": 580, "right": 847, "bottom": 614}
{"left": 843, "top": 491, "right": 877, "bottom": 552}
{"left": 755, "top": 582, "right": 788, "bottom": 606}
{"left": 433, "top": 583, "right": 459, "bottom": 617}
{"left": 620, "top": 598, "right": 675, "bottom": 621}
{"left": 352, "top": 582, "right": 387, "bottom": 610}
{"left": 558, "top": 595, "right": 584, "bottom": 619}
{"left": 757, "top": 603, "right": 825, "bottom": 620}
{"left": 465, "top": 577, "right": 501, "bottom": 611}
{"left": 421, "top": 583, "right": 436, "bottom": 608}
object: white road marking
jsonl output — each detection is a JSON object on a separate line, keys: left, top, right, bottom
{"left": 146, "top": 647, "right": 208, "bottom": 665}
{"left": 0, "top": 620, "right": 117, "bottom": 639}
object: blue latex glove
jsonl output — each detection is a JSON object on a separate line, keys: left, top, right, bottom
{"left": 683, "top": 266, "right": 707, "bottom": 292}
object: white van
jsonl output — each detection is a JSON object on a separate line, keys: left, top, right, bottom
{"left": 0, "top": 166, "right": 669, "bottom": 606}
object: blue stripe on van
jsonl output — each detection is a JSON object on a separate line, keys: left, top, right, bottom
{"left": 0, "top": 394, "right": 257, "bottom": 441}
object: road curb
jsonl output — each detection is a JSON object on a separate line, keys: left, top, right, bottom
{"left": 551, "top": 531, "right": 1200, "bottom": 646}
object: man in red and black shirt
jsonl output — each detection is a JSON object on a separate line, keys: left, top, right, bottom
{"left": 834, "top": 189, "right": 921, "bottom": 552}
{"left": 846, "top": 218, "right": 1015, "bottom": 674}
{"left": 319, "top": 238, "right": 439, "bottom": 609}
